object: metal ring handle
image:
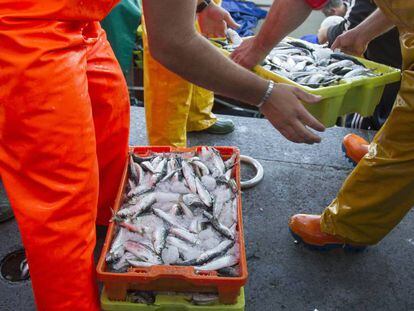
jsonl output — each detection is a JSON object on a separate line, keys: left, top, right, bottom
{"left": 240, "top": 155, "right": 264, "bottom": 189}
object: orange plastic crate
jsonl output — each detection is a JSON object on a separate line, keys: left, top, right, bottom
{"left": 97, "top": 146, "right": 248, "bottom": 304}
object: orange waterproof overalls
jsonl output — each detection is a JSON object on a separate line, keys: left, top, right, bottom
{"left": 0, "top": 1, "right": 129, "bottom": 310}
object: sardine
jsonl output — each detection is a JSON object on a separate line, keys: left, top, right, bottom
{"left": 195, "top": 254, "right": 238, "bottom": 272}
{"left": 182, "top": 194, "right": 206, "bottom": 209}
{"left": 153, "top": 208, "right": 186, "bottom": 229}
{"left": 195, "top": 177, "right": 212, "bottom": 207}
{"left": 203, "top": 211, "right": 235, "bottom": 240}
{"left": 170, "top": 227, "right": 200, "bottom": 245}
{"left": 182, "top": 160, "right": 197, "bottom": 193}
{"left": 183, "top": 240, "right": 234, "bottom": 266}
{"left": 152, "top": 226, "right": 168, "bottom": 255}
{"left": 117, "top": 193, "right": 156, "bottom": 218}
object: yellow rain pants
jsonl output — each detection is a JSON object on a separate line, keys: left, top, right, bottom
{"left": 142, "top": 3, "right": 221, "bottom": 147}
{"left": 321, "top": 0, "right": 414, "bottom": 245}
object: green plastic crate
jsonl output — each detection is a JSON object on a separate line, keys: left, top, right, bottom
{"left": 255, "top": 56, "right": 401, "bottom": 127}
{"left": 101, "top": 288, "right": 245, "bottom": 311}
{"left": 220, "top": 40, "right": 401, "bottom": 127}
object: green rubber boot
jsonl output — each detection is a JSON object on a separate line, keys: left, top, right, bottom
{"left": 0, "top": 179, "right": 13, "bottom": 223}
{"left": 203, "top": 118, "right": 235, "bottom": 135}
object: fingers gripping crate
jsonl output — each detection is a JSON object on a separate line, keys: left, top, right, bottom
{"left": 97, "top": 146, "right": 248, "bottom": 305}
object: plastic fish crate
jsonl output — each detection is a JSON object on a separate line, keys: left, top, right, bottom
{"left": 97, "top": 146, "right": 248, "bottom": 305}
{"left": 221, "top": 40, "right": 401, "bottom": 127}
{"left": 100, "top": 287, "right": 245, "bottom": 311}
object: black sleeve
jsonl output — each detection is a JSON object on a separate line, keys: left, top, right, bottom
{"left": 327, "top": 0, "right": 377, "bottom": 47}
{"left": 327, "top": 22, "right": 346, "bottom": 47}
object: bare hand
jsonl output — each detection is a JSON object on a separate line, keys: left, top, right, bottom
{"left": 261, "top": 84, "right": 325, "bottom": 144}
{"left": 230, "top": 37, "right": 268, "bottom": 70}
{"left": 198, "top": 3, "right": 239, "bottom": 38}
{"left": 331, "top": 29, "right": 369, "bottom": 56}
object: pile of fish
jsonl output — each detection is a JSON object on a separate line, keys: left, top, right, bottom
{"left": 106, "top": 147, "right": 240, "bottom": 277}
{"left": 224, "top": 38, "right": 379, "bottom": 88}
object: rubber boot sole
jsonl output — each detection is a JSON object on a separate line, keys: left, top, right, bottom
{"left": 289, "top": 228, "right": 366, "bottom": 253}
{"left": 341, "top": 143, "right": 358, "bottom": 167}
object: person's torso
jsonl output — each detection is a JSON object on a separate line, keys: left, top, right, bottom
{"left": 0, "top": 0, "right": 119, "bottom": 21}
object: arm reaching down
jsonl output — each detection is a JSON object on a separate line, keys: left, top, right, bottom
{"left": 142, "top": 0, "right": 325, "bottom": 144}
{"left": 331, "top": 8, "right": 394, "bottom": 56}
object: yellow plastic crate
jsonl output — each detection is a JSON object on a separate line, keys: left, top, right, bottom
{"left": 220, "top": 40, "right": 401, "bottom": 127}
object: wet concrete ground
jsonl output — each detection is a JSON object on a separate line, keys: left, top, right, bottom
{"left": 1, "top": 107, "right": 413, "bottom": 310}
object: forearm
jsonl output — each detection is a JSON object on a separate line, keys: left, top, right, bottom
{"left": 143, "top": 0, "right": 267, "bottom": 106}
{"left": 353, "top": 9, "right": 394, "bottom": 43}
{"left": 255, "top": 0, "right": 312, "bottom": 53}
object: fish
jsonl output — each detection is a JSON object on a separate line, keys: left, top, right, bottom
{"left": 166, "top": 236, "right": 194, "bottom": 253}
{"left": 183, "top": 240, "right": 234, "bottom": 266}
{"left": 112, "top": 252, "right": 137, "bottom": 271}
{"left": 182, "top": 194, "right": 206, "bottom": 209}
{"left": 131, "top": 154, "right": 155, "bottom": 164}
{"left": 124, "top": 241, "right": 155, "bottom": 263}
{"left": 224, "top": 153, "right": 237, "bottom": 170}
{"left": 195, "top": 177, "right": 212, "bottom": 207}
{"left": 343, "top": 68, "right": 375, "bottom": 79}
{"left": 203, "top": 211, "right": 235, "bottom": 240}
{"left": 191, "top": 293, "right": 219, "bottom": 306}
{"left": 140, "top": 161, "right": 156, "bottom": 174}
{"left": 117, "top": 193, "right": 156, "bottom": 218}
{"left": 153, "top": 208, "right": 186, "bottom": 230}
{"left": 181, "top": 160, "right": 197, "bottom": 193}
{"left": 152, "top": 226, "right": 168, "bottom": 255}
{"left": 127, "top": 259, "right": 161, "bottom": 268}
{"left": 170, "top": 227, "right": 200, "bottom": 245}
{"left": 178, "top": 202, "right": 194, "bottom": 218}
{"left": 195, "top": 254, "right": 238, "bottom": 272}
{"left": 217, "top": 265, "right": 240, "bottom": 277}
{"left": 190, "top": 160, "right": 210, "bottom": 177}
{"left": 119, "top": 221, "right": 150, "bottom": 235}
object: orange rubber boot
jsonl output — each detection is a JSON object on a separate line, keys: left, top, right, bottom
{"left": 289, "top": 214, "right": 366, "bottom": 251}
{"left": 342, "top": 134, "right": 369, "bottom": 165}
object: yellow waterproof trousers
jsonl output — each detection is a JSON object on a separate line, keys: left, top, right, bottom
{"left": 321, "top": 0, "right": 414, "bottom": 245}
{"left": 142, "top": 14, "right": 217, "bottom": 147}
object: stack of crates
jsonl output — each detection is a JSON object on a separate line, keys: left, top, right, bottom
{"left": 97, "top": 146, "right": 248, "bottom": 311}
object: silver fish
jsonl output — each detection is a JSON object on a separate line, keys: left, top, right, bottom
{"left": 153, "top": 208, "right": 186, "bottom": 229}
{"left": 170, "top": 227, "right": 200, "bottom": 245}
{"left": 166, "top": 236, "right": 193, "bottom": 253}
{"left": 203, "top": 211, "right": 234, "bottom": 240}
{"left": 181, "top": 160, "right": 197, "bottom": 193}
{"left": 183, "top": 239, "right": 234, "bottom": 266}
{"left": 141, "top": 161, "right": 156, "bottom": 174}
{"left": 178, "top": 201, "right": 194, "bottom": 218}
{"left": 117, "top": 193, "right": 156, "bottom": 218}
{"left": 152, "top": 226, "right": 168, "bottom": 255}
{"left": 182, "top": 194, "right": 206, "bottom": 209}
{"left": 195, "top": 177, "right": 212, "bottom": 207}
{"left": 127, "top": 259, "right": 160, "bottom": 267}
{"left": 190, "top": 160, "right": 210, "bottom": 176}
{"left": 196, "top": 254, "right": 238, "bottom": 272}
